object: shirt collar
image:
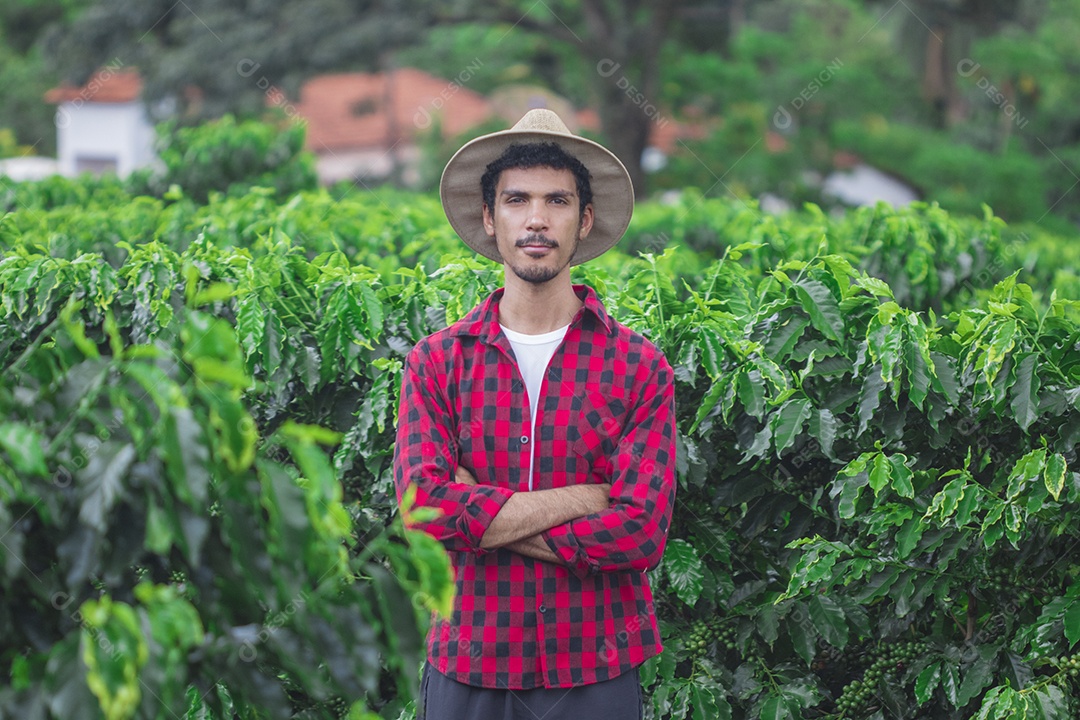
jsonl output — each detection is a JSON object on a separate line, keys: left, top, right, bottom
{"left": 449, "top": 284, "right": 614, "bottom": 342}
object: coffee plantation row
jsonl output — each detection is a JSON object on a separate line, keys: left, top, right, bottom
{"left": 3, "top": 173, "right": 1079, "bottom": 315}
{"left": 1, "top": 179, "right": 1079, "bottom": 719}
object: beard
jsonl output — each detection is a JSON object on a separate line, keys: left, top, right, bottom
{"left": 504, "top": 231, "right": 580, "bottom": 285}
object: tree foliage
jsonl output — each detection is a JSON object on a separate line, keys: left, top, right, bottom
{"left": 3, "top": 149, "right": 1080, "bottom": 717}
{"left": 127, "top": 114, "right": 317, "bottom": 203}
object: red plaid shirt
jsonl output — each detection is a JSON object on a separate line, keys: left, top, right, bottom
{"left": 393, "top": 284, "right": 676, "bottom": 689}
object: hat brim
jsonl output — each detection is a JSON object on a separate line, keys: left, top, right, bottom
{"left": 440, "top": 128, "right": 634, "bottom": 266}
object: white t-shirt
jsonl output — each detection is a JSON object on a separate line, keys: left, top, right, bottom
{"left": 500, "top": 323, "right": 570, "bottom": 490}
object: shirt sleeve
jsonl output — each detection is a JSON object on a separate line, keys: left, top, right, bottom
{"left": 393, "top": 342, "right": 514, "bottom": 553}
{"left": 543, "top": 355, "right": 677, "bottom": 575}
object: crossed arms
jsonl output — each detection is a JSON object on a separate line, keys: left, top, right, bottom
{"left": 454, "top": 465, "right": 610, "bottom": 564}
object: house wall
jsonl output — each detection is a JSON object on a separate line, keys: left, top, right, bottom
{"left": 315, "top": 145, "right": 422, "bottom": 186}
{"left": 56, "top": 101, "right": 156, "bottom": 178}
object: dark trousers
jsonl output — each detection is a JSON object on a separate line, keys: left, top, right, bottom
{"left": 417, "top": 663, "right": 643, "bottom": 720}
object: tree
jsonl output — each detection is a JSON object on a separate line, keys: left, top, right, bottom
{"left": 42, "top": 0, "right": 432, "bottom": 121}
{"left": 44, "top": 0, "right": 737, "bottom": 196}
{"left": 0, "top": 0, "right": 93, "bottom": 154}
{"left": 887, "top": 0, "right": 1046, "bottom": 128}
{"left": 436, "top": 1, "right": 685, "bottom": 196}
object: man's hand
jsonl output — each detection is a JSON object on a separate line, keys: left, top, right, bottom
{"left": 480, "top": 483, "right": 610, "bottom": 550}
{"left": 455, "top": 463, "right": 611, "bottom": 562}
{"left": 456, "top": 465, "right": 478, "bottom": 486}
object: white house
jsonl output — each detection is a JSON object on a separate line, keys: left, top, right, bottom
{"left": 44, "top": 68, "right": 157, "bottom": 178}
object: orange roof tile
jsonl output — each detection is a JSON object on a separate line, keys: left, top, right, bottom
{"left": 292, "top": 68, "right": 493, "bottom": 152}
{"left": 45, "top": 69, "right": 142, "bottom": 104}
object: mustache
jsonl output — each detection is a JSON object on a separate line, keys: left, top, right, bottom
{"left": 515, "top": 234, "right": 557, "bottom": 248}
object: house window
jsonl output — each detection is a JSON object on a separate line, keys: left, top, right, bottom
{"left": 75, "top": 155, "right": 119, "bottom": 175}
{"left": 350, "top": 97, "right": 379, "bottom": 116}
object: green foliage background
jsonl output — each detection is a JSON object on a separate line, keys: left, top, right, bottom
{"left": 2, "top": 120, "right": 1080, "bottom": 719}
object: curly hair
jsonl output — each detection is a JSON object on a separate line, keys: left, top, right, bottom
{"left": 480, "top": 142, "right": 593, "bottom": 222}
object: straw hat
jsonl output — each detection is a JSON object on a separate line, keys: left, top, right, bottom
{"left": 439, "top": 109, "right": 634, "bottom": 266}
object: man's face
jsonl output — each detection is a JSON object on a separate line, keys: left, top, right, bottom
{"left": 482, "top": 166, "right": 594, "bottom": 286}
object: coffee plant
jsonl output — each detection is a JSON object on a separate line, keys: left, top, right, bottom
{"left": 2, "top": 157, "right": 1079, "bottom": 718}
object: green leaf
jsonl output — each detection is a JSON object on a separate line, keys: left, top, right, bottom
{"left": 1010, "top": 353, "right": 1041, "bottom": 431}
{"left": 1003, "top": 651, "right": 1033, "bottom": 692}
{"left": 941, "top": 662, "right": 960, "bottom": 707}
{"left": 690, "top": 381, "right": 725, "bottom": 435}
{"left": 358, "top": 282, "right": 384, "bottom": 340}
{"left": 192, "top": 282, "right": 235, "bottom": 306}
{"left": 794, "top": 279, "right": 843, "bottom": 342}
{"left": 78, "top": 442, "right": 136, "bottom": 532}
{"left": 207, "top": 394, "right": 258, "bottom": 473}
{"left": 957, "top": 645, "right": 998, "bottom": 707}
{"left": 740, "top": 424, "right": 772, "bottom": 463}
{"left": 807, "top": 408, "right": 838, "bottom": 460}
{"left": 893, "top": 573, "right": 916, "bottom": 617}
{"left": 809, "top": 595, "right": 848, "bottom": 648}
{"left": 888, "top": 454, "right": 915, "bottom": 498}
{"left": 777, "top": 680, "right": 820, "bottom": 710}
{"left": 896, "top": 518, "right": 925, "bottom": 559}
{"left": 834, "top": 472, "right": 868, "bottom": 519}
{"left": 0, "top": 422, "right": 48, "bottom": 477}
{"left": 874, "top": 321, "right": 905, "bottom": 394}
{"left": 691, "top": 682, "right": 730, "bottom": 720}
{"left": 737, "top": 370, "right": 766, "bottom": 420}
{"left": 973, "top": 687, "right": 1004, "bottom": 720}
{"left": 926, "top": 475, "right": 967, "bottom": 523}
{"left": 162, "top": 406, "right": 210, "bottom": 507}
{"left": 1063, "top": 597, "right": 1080, "bottom": 647}
{"left": 855, "top": 275, "right": 894, "bottom": 298}
{"left": 264, "top": 309, "right": 285, "bottom": 378}
{"left": 770, "top": 398, "right": 812, "bottom": 457}
{"left": 80, "top": 596, "right": 147, "bottom": 720}
{"left": 1004, "top": 505, "right": 1024, "bottom": 547}
{"left": 764, "top": 315, "right": 809, "bottom": 359}
{"left": 1032, "top": 685, "right": 1067, "bottom": 719}
{"left": 402, "top": 529, "right": 454, "bottom": 618}
{"left": 756, "top": 603, "right": 779, "bottom": 646}
{"left": 732, "top": 663, "right": 762, "bottom": 701}
{"left": 869, "top": 452, "right": 890, "bottom": 496}
{"left": 1007, "top": 449, "right": 1047, "bottom": 500}
{"left": 235, "top": 292, "right": 265, "bottom": 363}
{"left": 758, "top": 693, "right": 797, "bottom": 720}
{"left": 981, "top": 502, "right": 1006, "bottom": 549}
{"left": 851, "top": 567, "right": 901, "bottom": 602}
{"left": 1044, "top": 453, "right": 1067, "bottom": 502}
{"left": 983, "top": 318, "right": 1017, "bottom": 385}
{"left": 915, "top": 662, "right": 942, "bottom": 705}
{"left": 665, "top": 539, "right": 704, "bottom": 606}
{"left": 955, "top": 484, "right": 980, "bottom": 526}
{"left": 857, "top": 371, "right": 886, "bottom": 436}
{"left": 906, "top": 325, "right": 933, "bottom": 409}
{"left": 787, "top": 602, "right": 818, "bottom": 665}
{"left": 698, "top": 327, "right": 725, "bottom": 379}
{"left": 930, "top": 352, "right": 961, "bottom": 405}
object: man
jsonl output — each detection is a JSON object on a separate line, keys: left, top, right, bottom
{"left": 393, "top": 109, "right": 676, "bottom": 719}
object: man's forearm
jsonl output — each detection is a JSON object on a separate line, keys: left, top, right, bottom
{"left": 503, "top": 533, "right": 562, "bottom": 564}
{"left": 478, "top": 483, "right": 610, "bottom": 549}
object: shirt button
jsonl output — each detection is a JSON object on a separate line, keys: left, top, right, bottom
{"left": 538, "top": 604, "right": 547, "bottom": 613}
{"left": 520, "top": 435, "right": 529, "bottom": 444}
